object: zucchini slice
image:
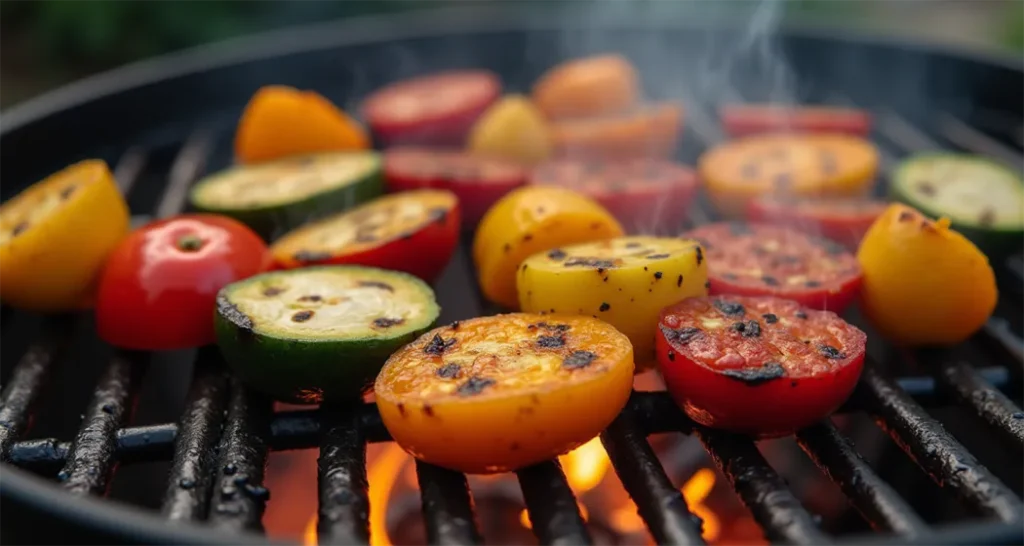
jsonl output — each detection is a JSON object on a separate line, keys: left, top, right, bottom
{"left": 892, "top": 153, "right": 1023, "bottom": 255}
{"left": 190, "top": 152, "right": 382, "bottom": 240}
{"left": 214, "top": 265, "right": 439, "bottom": 403}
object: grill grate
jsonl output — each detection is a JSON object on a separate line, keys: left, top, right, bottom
{"left": 1, "top": 89, "right": 1023, "bottom": 546}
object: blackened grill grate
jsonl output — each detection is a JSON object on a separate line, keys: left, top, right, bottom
{"left": 2, "top": 49, "right": 1024, "bottom": 546}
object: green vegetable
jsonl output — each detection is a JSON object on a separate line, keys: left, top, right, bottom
{"left": 214, "top": 265, "right": 440, "bottom": 403}
{"left": 190, "top": 152, "right": 382, "bottom": 240}
{"left": 892, "top": 153, "right": 1024, "bottom": 257}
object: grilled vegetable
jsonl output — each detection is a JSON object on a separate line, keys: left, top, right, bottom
{"left": 190, "top": 152, "right": 383, "bottom": 239}
{"left": 216, "top": 266, "right": 439, "bottom": 403}
{"left": 375, "top": 313, "right": 634, "bottom": 474}
{"left": 517, "top": 236, "right": 708, "bottom": 367}
{"left": 271, "top": 189, "right": 459, "bottom": 283}
{"left": 746, "top": 195, "right": 887, "bottom": 250}
{"left": 551, "top": 103, "right": 682, "bottom": 160}
{"left": 384, "top": 148, "right": 526, "bottom": 227}
{"left": 0, "top": 160, "right": 130, "bottom": 311}
{"left": 473, "top": 186, "right": 624, "bottom": 308}
{"left": 235, "top": 86, "right": 369, "bottom": 164}
{"left": 362, "top": 71, "right": 501, "bottom": 146}
{"left": 96, "top": 214, "right": 270, "bottom": 350}
{"left": 720, "top": 105, "right": 872, "bottom": 137}
{"left": 857, "top": 204, "right": 997, "bottom": 346}
{"left": 682, "top": 223, "right": 862, "bottom": 312}
{"left": 531, "top": 54, "right": 639, "bottom": 120}
{"left": 892, "top": 153, "right": 1024, "bottom": 257}
{"left": 530, "top": 158, "right": 698, "bottom": 233}
{"left": 699, "top": 133, "right": 878, "bottom": 217}
{"left": 467, "top": 95, "right": 553, "bottom": 165}
{"left": 656, "top": 295, "right": 866, "bottom": 438}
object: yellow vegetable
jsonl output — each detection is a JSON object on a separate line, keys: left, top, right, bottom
{"left": 474, "top": 186, "right": 623, "bottom": 309}
{"left": 0, "top": 160, "right": 130, "bottom": 311}
{"left": 517, "top": 236, "right": 708, "bottom": 368}
{"left": 467, "top": 95, "right": 552, "bottom": 165}
{"left": 857, "top": 203, "right": 997, "bottom": 346}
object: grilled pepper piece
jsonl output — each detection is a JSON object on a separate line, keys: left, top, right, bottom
{"left": 235, "top": 86, "right": 369, "bottom": 164}
{"left": 0, "top": 160, "right": 130, "bottom": 311}
{"left": 215, "top": 266, "right": 440, "bottom": 403}
{"left": 190, "top": 152, "right": 382, "bottom": 239}
{"left": 857, "top": 204, "right": 997, "bottom": 346}
{"left": 473, "top": 186, "right": 624, "bottom": 309}
{"left": 375, "top": 313, "right": 634, "bottom": 474}
{"left": 517, "top": 236, "right": 708, "bottom": 368}
{"left": 467, "top": 95, "right": 553, "bottom": 165}
{"left": 892, "top": 153, "right": 1024, "bottom": 257}
{"left": 531, "top": 54, "right": 639, "bottom": 120}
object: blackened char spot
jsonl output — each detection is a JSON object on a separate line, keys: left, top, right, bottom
{"left": 804, "top": 280, "right": 821, "bottom": 288}
{"left": 917, "top": 182, "right": 936, "bottom": 196}
{"left": 667, "top": 350, "right": 675, "bottom": 361}
{"left": 263, "top": 287, "right": 284, "bottom": 297}
{"left": 677, "top": 274, "right": 683, "bottom": 287}
{"left": 60, "top": 186, "right": 77, "bottom": 200}
{"left": 704, "top": 280, "right": 711, "bottom": 289}
{"left": 646, "top": 254, "right": 670, "bottom": 259}
{"left": 11, "top": 222, "right": 29, "bottom": 236}
{"left": 436, "top": 363, "right": 461, "bottom": 379}
{"left": 547, "top": 249, "right": 568, "bottom": 261}
{"left": 563, "top": 351, "right": 597, "bottom": 369}
{"left": 373, "top": 317, "right": 405, "bottom": 328}
{"left": 599, "top": 302, "right": 611, "bottom": 312}
{"left": 429, "top": 207, "right": 449, "bottom": 224}
{"left": 654, "top": 272, "right": 663, "bottom": 280}
{"left": 358, "top": 281, "right": 394, "bottom": 292}
{"left": 761, "top": 276, "right": 779, "bottom": 286}
{"left": 625, "top": 241, "right": 643, "bottom": 248}
{"left": 898, "top": 211, "right": 914, "bottom": 222}
{"left": 660, "top": 325, "right": 702, "bottom": 343}
{"left": 217, "top": 292, "right": 254, "bottom": 332}
{"left": 457, "top": 376, "right": 496, "bottom": 396}
{"left": 818, "top": 344, "right": 847, "bottom": 359}
{"left": 564, "top": 257, "right": 616, "bottom": 268}
{"left": 762, "top": 313, "right": 779, "bottom": 324}
{"left": 731, "top": 320, "right": 761, "bottom": 338}
{"left": 293, "top": 250, "right": 332, "bottom": 262}
{"left": 424, "top": 334, "right": 456, "bottom": 356}
{"left": 297, "top": 294, "right": 322, "bottom": 302}
{"left": 292, "top": 310, "right": 314, "bottom": 322}
{"left": 695, "top": 247, "right": 704, "bottom": 265}
{"left": 721, "top": 362, "right": 786, "bottom": 385}
{"left": 979, "top": 208, "right": 995, "bottom": 227}
{"left": 795, "top": 311, "right": 808, "bottom": 319}
{"left": 536, "top": 335, "right": 565, "bottom": 348}
{"left": 713, "top": 299, "right": 745, "bottom": 316}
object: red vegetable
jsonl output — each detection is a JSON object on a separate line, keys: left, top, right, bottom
{"left": 681, "top": 223, "right": 862, "bottom": 313}
{"left": 656, "top": 295, "right": 866, "bottom": 437}
{"left": 530, "top": 159, "right": 698, "bottom": 233}
{"left": 746, "top": 195, "right": 887, "bottom": 250}
{"left": 96, "top": 214, "right": 271, "bottom": 350}
{"left": 720, "top": 105, "right": 872, "bottom": 137}
{"left": 384, "top": 148, "right": 526, "bottom": 227}
{"left": 362, "top": 71, "right": 501, "bottom": 146}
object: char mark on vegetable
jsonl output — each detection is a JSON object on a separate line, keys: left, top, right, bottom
{"left": 216, "top": 293, "right": 255, "bottom": 330}
{"left": 424, "top": 334, "right": 457, "bottom": 356}
{"left": 794, "top": 310, "right": 808, "bottom": 319}
{"left": 804, "top": 280, "right": 821, "bottom": 288}
{"left": 292, "top": 310, "right": 315, "bottom": 322}
{"left": 818, "top": 344, "right": 846, "bottom": 359}
{"left": 563, "top": 350, "right": 597, "bottom": 370}
{"left": 60, "top": 186, "right": 77, "bottom": 200}
{"left": 677, "top": 274, "right": 683, "bottom": 287}
{"left": 11, "top": 222, "right": 29, "bottom": 236}
{"left": 297, "top": 294, "right": 322, "bottom": 302}
{"left": 293, "top": 250, "right": 332, "bottom": 262}
{"left": 721, "top": 362, "right": 786, "bottom": 385}
{"left": 979, "top": 208, "right": 995, "bottom": 227}
{"left": 917, "top": 182, "right": 936, "bottom": 196}
{"left": 564, "top": 257, "right": 616, "bottom": 268}
{"left": 713, "top": 299, "right": 745, "bottom": 316}
{"left": 457, "top": 376, "right": 496, "bottom": 396}
{"left": 898, "top": 211, "right": 914, "bottom": 222}
{"left": 761, "top": 275, "right": 779, "bottom": 286}
{"left": 646, "top": 254, "right": 670, "bottom": 259}
{"left": 358, "top": 280, "right": 394, "bottom": 292}
{"left": 436, "top": 363, "right": 461, "bottom": 379}
{"left": 625, "top": 241, "right": 642, "bottom": 248}
{"left": 731, "top": 320, "right": 761, "bottom": 338}
{"left": 429, "top": 206, "right": 449, "bottom": 224}
{"left": 529, "top": 322, "right": 570, "bottom": 333}
{"left": 536, "top": 335, "right": 566, "bottom": 348}
{"left": 262, "top": 286, "right": 284, "bottom": 297}
{"left": 762, "top": 313, "right": 778, "bottom": 324}
{"left": 695, "top": 246, "right": 703, "bottom": 265}
{"left": 373, "top": 317, "right": 405, "bottom": 328}
{"left": 599, "top": 302, "right": 611, "bottom": 312}
{"left": 660, "top": 325, "right": 702, "bottom": 343}
{"left": 547, "top": 248, "right": 568, "bottom": 261}
{"left": 654, "top": 272, "right": 663, "bottom": 280}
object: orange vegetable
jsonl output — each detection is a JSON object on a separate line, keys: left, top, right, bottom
{"left": 551, "top": 103, "right": 683, "bottom": 160}
{"left": 531, "top": 54, "right": 639, "bottom": 120}
{"left": 857, "top": 204, "right": 997, "bottom": 346}
{"left": 375, "top": 313, "right": 635, "bottom": 474}
{"left": 235, "top": 86, "right": 369, "bottom": 163}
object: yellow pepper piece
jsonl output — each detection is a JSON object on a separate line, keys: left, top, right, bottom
{"left": 857, "top": 203, "right": 997, "bottom": 346}
{"left": 474, "top": 186, "right": 623, "bottom": 309}
{"left": 0, "top": 160, "right": 130, "bottom": 311}
{"left": 517, "top": 236, "right": 708, "bottom": 368}
{"left": 467, "top": 94, "right": 552, "bottom": 165}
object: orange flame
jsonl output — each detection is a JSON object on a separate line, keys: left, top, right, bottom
{"left": 559, "top": 436, "right": 611, "bottom": 493}
{"left": 303, "top": 515, "right": 317, "bottom": 546}
{"left": 683, "top": 468, "right": 720, "bottom": 541}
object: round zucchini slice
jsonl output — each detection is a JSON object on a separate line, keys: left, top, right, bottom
{"left": 214, "top": 265, "right": 440, "bottom": 403}
{"left": 892, "top": 153, "right": 1023, "bottom": 256}
{"left": 189, "top": 152, "right": 383, "bottom": 240}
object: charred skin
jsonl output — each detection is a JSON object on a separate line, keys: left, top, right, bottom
{"left": 214, "top": 266, "right": 439, "bottom": 403}
{"left": 190, "top": 152, "right": 383, "bottom": 240}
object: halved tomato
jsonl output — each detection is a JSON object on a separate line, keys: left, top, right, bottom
{"left": 681, "top": 223, "right": 862, "bottom": 313}
{"left": 531, "top": 54, "right": 639, "bottom": 120}
{"left": 270, "top": 189, "right": 460, "bottom": 283}
{"left": 362, "top": 71, "right": 501, "bottom": 146}
{"left": 656, "top": 295, "right": 866, "bottom": 438}
{"left": 530, "top": 159, "right": 698, "bottom": 234}
{"left": 384, "top": 148, "right": 526, "bottom": 227}
{"left": 375, "top": 313, "right": 635, "bottom": 473}
{"left": 720, "top": 105, "right": 872, "bottom": 137}
{"left": 551, "top": 103, "right": 683, "bottom": 160}
{"left": 746, "top": 195, "right": 887, "bottom": 250}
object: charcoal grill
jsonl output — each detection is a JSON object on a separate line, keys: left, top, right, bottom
{"left": 1, "top": 5, "right": 1023, "bottom": 545}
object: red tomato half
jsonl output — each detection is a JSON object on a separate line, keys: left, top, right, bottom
{"left": 720, "top": 105, "right": 872, "bottom": 137}
{"left": 530, "top": 159, "right": 698, "bottom": 234}
{"left": 362, "top": 71, "right": 501, "bottom": 146}
{"left": 746, "top": 195, "right": 887, "bottom": 250}
{"left": 270, "top": 189, "right": 460, "bottom": 283}
{"left": 682, "top": 223, "right": 862, "bottom": 313}
{"left": 384, "top": 148, "right": 526, "bottom": 227}
{"left": 656, "top": 295, "right": 866, "bottom": 437}
{"left": 96, "top": 214, "right": 271, "bottom": 350}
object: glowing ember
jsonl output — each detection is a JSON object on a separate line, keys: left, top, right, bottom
{"left": 367, "top": 444, "right": 412, "bottom": 546}
{"left": 304, "top": 516, "right": 317, "bottom": 546}
{"left": 683, "top": 468, "right": 720, "bottom": 541}
{"left": 559, "top": 436, "right": 610, "bottom": 493}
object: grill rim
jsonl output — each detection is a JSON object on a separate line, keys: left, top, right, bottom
{"left": 1, "top": 7, "right": 1022, "bottom": 546}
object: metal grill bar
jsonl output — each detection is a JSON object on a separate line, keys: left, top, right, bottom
{"left": 856, "top": 367, "right": 1024, "bottom": 523}
{"left": 161, "top": 347, "right": 230, "bottom": 521}
{"left": 795, "top": 422, "right": 930, "bottom": 536}
{"left": 416, "top": 461, "right": 484, "bottom": 546}
{"left": 936, "top": 115, "right": 1023, "bottom": 167}
{"left": 696, "top": 428, "right": 830, "bottom": 545}
{"left": 600, "top": 408, "right": 707, "bottom": 546}
{"left": 517, "top": 460, "right": 593, "bottom": 546}
{"left": 155, "top": 131, "right": 212, "bottom": 219}
{"left": 931, "top": 359, "right": 1024, "bottom": 449}
{"left": 207, "top": 382, "right": 272, "bottom": 533}
{"left": 316, "top": 405, "right": 370, "bottom": 545}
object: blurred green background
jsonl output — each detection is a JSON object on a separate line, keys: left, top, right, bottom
{"left": 1, "top": 0, "right": 1021, "bottom": 110}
